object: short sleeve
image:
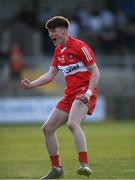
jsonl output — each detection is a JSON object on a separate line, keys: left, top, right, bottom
{"left": 79, "top": 44, "right": 95, "bottom": 67}
{"left": 51, "top": 56, "right": 58, "bottom": 67}
{"left": 51, "top": 48, "right": 58, "bottom": 67}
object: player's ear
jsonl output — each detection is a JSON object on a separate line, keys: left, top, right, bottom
{"left": 62, "top": 29, "right": 67, "bottom": 34}
{"left": 62, "top": 30, "right": 65, "bottom": 35}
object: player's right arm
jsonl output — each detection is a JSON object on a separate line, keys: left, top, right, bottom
{"left": 21, "top": 66, "right": 58, "bottom": 89}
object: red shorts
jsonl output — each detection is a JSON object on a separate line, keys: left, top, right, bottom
{"left": 56, "top": 93, "right": 97, "bottom": 115}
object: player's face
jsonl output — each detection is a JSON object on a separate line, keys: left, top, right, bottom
{"left": 48, "top": 27, "right": 66, "bottom": 46}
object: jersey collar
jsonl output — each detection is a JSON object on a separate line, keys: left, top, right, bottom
{"left": 58, "top": 36, "right": 72, "bottom": 50}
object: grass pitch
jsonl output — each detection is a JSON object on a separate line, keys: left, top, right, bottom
{"left": 0, "top": 121, "right": 135, "bottom": 179}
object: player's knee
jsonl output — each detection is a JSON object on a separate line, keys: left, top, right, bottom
{"left": 42, "top": 124, "right": 52, "bottom": 136}
{"left": 67, "top": 122, "right": 77, "bottom": 132}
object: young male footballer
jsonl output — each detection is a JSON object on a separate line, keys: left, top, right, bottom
{"left": 21, "top": 16, "right": 100, "bottom": 179}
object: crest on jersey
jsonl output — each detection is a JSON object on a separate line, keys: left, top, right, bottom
{"left": 68, "top": 54, "right": 74, "bottom": 59}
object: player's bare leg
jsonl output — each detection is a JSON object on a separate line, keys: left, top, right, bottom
{"left": 41, "top": 108, "right": 69, "bottom": 179}
{"left": 67, "top": 99, "right": 92, "bottom": 177}
{"left": 42, "top": 108, "right": 68, "bottom": 155}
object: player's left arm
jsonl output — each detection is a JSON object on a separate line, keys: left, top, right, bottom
{"left": 86, "top": 62, "right": 100, "bottom": 95}
{"left": 77, "top": 44, "right": 100, "bottom": 103}
{"left": 77, "top": 62, "right": 100, "bottom": 104}
{"left": 78, "top": 44, "right": 100, "bottom": 96}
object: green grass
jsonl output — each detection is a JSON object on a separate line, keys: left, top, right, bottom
{"left": 0, "top": 121, "right": 135, "bottom": 179}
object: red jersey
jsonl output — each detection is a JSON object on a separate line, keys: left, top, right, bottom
{"left": 51, "top": 36, "right": 96, "bottom": 98}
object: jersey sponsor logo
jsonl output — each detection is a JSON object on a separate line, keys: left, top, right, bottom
{"left": 58, "top": 62, "right": 87, "bottom": 76}
{"left": 64, "top": 64, "right": 79, "bottom": 74}
{"left": 81, "top": 46, "right": 92, "bottom": 61}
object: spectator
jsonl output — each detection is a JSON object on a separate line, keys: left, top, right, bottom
{"left": 68, "top": 15, "right": 80, "bottom": 37}
{"left": 9, "top": 43, "right": 23, "bottom": 81}
{"left": 126, "top": 16, "right": 135, "bottom": 53}
{"left": 100, "top": 25, "right": 117, "bottom": 54}
{"left": 115, "top": 9, "right": 129, "bottom": 54}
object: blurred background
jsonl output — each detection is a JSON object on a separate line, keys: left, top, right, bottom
{"left": 0, "top": 0, "right": 135, "bottom": 123}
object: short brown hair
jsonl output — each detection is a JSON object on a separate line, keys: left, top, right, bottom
{"left": 45, "top": 16, "right": 70, "bottom": 29}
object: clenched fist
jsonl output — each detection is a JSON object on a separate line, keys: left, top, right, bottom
{"left": 75, "top": 94, "right": 90, "bottom": 104}
{"left": 21, "top": 78, "right": 32, "bottom": 89}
